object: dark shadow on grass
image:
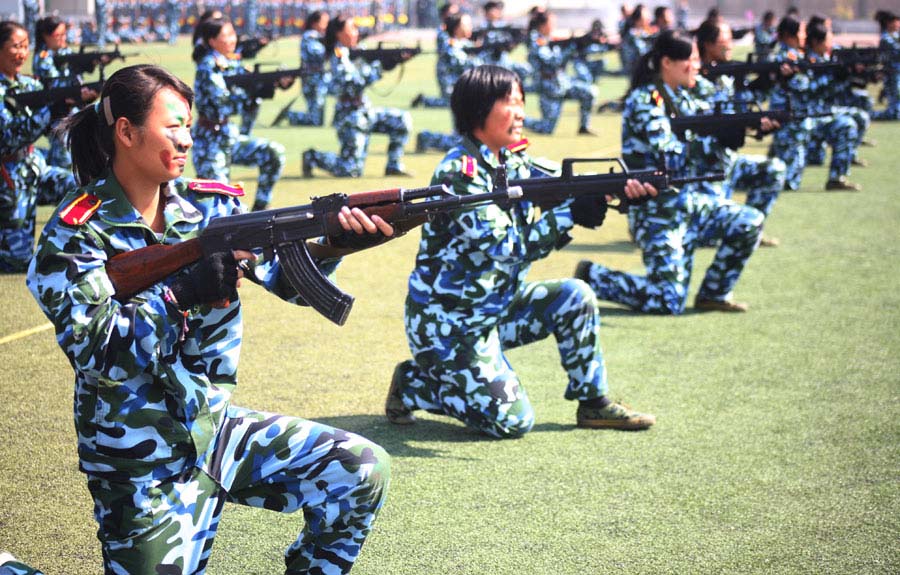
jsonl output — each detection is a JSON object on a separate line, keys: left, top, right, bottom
{"left": 562, "top": 240, "right": 639, "bottom": 254}
{"left": 314, "top": 413, "right": 583, "bottom": 458}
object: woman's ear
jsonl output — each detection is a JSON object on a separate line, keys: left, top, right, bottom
{"left": 114, "top": 116, "right": 135, "bottom": 149}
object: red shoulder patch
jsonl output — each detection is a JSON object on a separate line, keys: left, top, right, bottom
{"left": 334, "top": 47, "right": 345, "bottom": 58}
{"left": 461, "top": 155, "right": 476, "bottom": 179}
{"left": 536, "top": 37, "right": 547, "bottom": 46}
{"left": 651, "top": 89, "right": 664, "bottom": 107}
{"left": 188, "top": 179, "right": 245, "bottom": 197}
{"left": 59, "top": 192, "right": 101, "bottom": 225}
{"left": 507, "top": 138, "right": 529, "bottom": 153}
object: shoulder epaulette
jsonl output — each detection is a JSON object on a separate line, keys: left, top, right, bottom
{"left": 59, "top": 192, "right": 102, "bottom": 225}
{"left": 39, "top": 50, "right": 48, "bottom": 59}
{"left": 215, "top": 56, "right": 229, "bottom": 69}
{"left": 187, "top": 179, "right": 245, "bottom": 196}
{"left": 334, "top": 47, "right": 345, "bottom": 58}
{"left": 508, "top": 138, "right": 529, "bottom": 154}
{"left": 651, "top": 89, "right": 664, "bottom": 108}
{"left": 536, "top": 37, "right": 547, "bottom": 46}
{"left": 460, "top": 155, "right": 477, "bottom": 179}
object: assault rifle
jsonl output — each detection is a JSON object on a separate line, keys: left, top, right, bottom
{"left": 224, "top": 64, "right": 301, "bottom": 99}
{"left": 104, "top": 182, "right": 524, "bottom": 326}
{"left": 500, "top": 158, "right": 726, "bottom": 214}
{"left": 670, "top": 104, "right": 792, "bottom": 150}
{"left": 9, "top": 80, "right": 103, "bottom": 118}
{"left": 463, "top": 39, "right": 518, "bottom": 58}
{"left": 471, "top": 25, "right": 528, "bottom": 45}
{"left": 236, "top": 34, "right": 273, "bottom": 60}
{"left": 548, "top": 31, "right": 605, "bottom": 50}
{"left": 702, "top": 52, "right": 877, "bottom": 90}
{"left": 53, "top": 45, "right": 136, "bottom": 76}
{"left": 348, "top": 43, "right": 422, "bottom": 71}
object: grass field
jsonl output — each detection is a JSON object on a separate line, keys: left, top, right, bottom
{"left": 0, "top": 36, "right": 898, "bottom": 574}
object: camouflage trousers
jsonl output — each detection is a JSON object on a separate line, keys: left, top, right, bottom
{"left": 872, "top": 73, "right": 900, "bottom": 120}
{"left": 0, "top": 152, "right": 74, "bottom": 272}
{"left": 397, "top": 279, "right": 608, "bottom": 438}
{"left": 307, "top": 107, "right": 410, "bottom": 177}
{"left": 582, "top": 189, "right": 763, "bottom": 314}
{"left": 86, "top": 406, "right": 390, "bottom": 575}
{"left": 417, "top": 72, "right": 452, "bottom": 108}
{"left": 192, "top": 124, "right": 285, "bottom": 210}
{"left": 45, "top": 118, "right": 73, "bottom": 170}
{"left": 725, "top": 154, "right": 787, "bottom": 217}
{"left": 0, "top": 557, "right": 43, "bottom": 575}
{"left": 416, "top": 130, "right": 461, "bottom": 153}
{"left": 807, "top": 106, "right": 869, "bottom": 164}
{"left": 288, "top": 81, "right": 328, "bottom": 126}
{"left": 572, "top": 57, "right": 607, "bottom": 84}
{"left": 769, "top": 116, "right": 857, "bottom": 190}
{"left": 523, "top": 80, "right": 598, "bottom": 134}
{"left": 239, "top": 100, "right": 262, "bottom": 136}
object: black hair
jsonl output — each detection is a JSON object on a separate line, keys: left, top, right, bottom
{"left": 451, "top": 64, "right": 523, "bottom": 136}
{"left": 445, "top": 13, "right": 466, "bottom": 37}
{"left": 305, "top": 10, "right": 327, "bottom": 31}
{"left": 528, "top": 9, "right": 550, "bottom": 34}
{"left": 59, "top": 64, "right": 194, "bottom": 186}
{"left": 630, "top": 29, "right": 693, "bottom": 89}
{"left": 786, "top": 6, "right": 800, "bottom": 17}
{"left": 34, "top": 16, "right": 64, "bottom": 51}
{"left": 805, "top": 18, "right": 828, "bottom": 49}
{"left": 627, "top": 4, "right": 647, "bottom": 28}
{"left": 695, "top": 19, "right": 721, "bottom": 59}
{"left": 654, "top": 6, "right": 670, "bottom": 22}
{"left": 763, "top": 10, "right": 775, "bottom": 22}
{"left": 324, "top": 14, "right": 350, "bottom": 52}
{"left": 191, "top": 17, "right": 229, "bottom": 62}
{"left": 0, "top": 20, "right": 26, "bottom": 48}
{"left": 483, "top": 1, "right": 503, "bottom": 12}
{"left": 875, "top": 10, "right": 899, "bottom": 31}
{"left": 777, "top": 16, "right": 800, "bottom": 41}
{"left": 706, "top": 8, "right": 720, "bottom": 21}
{"left": 439, "top": 3, "right": 457, "bottom": 19}
{"left": 192, "top": 9, "right": 223, "bottom": 46}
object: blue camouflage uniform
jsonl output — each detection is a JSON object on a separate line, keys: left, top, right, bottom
{"left": 805, "top": 51, "right": 870, "bottom": 167}
{"left": 304, "top": 43, "right": 411, "bottom": 177}
{"left": 23, "top": 0, "right": 40, "bottom": 47}
{"left": 192, "top": 49, "right": 286, "bottom": 211}
{"left": 523, "top": 32, "right": 597, "bottom": 134}
{"left": 286, "top": 29, "right": 330, "bottom": 126}
{"left": 753, "top": 23, "right": 777, "bottom": 56}
{"left": 578, "top": 83, "right": 763, "bottom": 314}
{"left": 619, "top": 27, "right": 652, "bottom": 76}
{"left": 477, "top": 21, "right": 533, "bottom": 88}
{"left": 417, "top": 35, "right": 478, "bottom": 108}
{"left": 415, "top": 40, "right": 480, "bottom": 152}
{"left": 873, "top": 30, "right": 900, "bottom": 120}
{"left": 164, "top": 0, "right": 180, "bottom": 45}
{"left": 31, "top": 46, "right": 77, "bottom": 170}
{"left": 572, "top": 41, "right": 612, "bottom": 84}
{"left": 688, "top": 75, "right": 786, "bottom": 217}
{"left": 767, "top": 44, "right": 859, "bottom": 189}
{"left": 95, "top": 0, "right": 108, "bottom": 47}
{"left": 0, "top": 73, "right": 75, "bottom": 273}
{"left": 26, "top": 174, "right": 389, "bottom": 575}
{"left": 392, "top": 137, "right": 610, "bottom": 438}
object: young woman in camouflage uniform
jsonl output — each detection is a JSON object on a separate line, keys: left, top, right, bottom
{"left": 191, "top": 17, "right": 287, "bottom": 211}
{"left": 272, "top": 10, "right": 331, "bottom": 127}
{"left": 575, "top": 31, "right": 764, "bottom": 314}
{"left": 26, "top": 64, "right": 391, "bottom": 575}
{"left": 873, "top": 10, "right": 900, "bottom": 120}
{"left": 523, "top": 9, "right": 598, "bottom": 135}
{"left": 387, "top": 65, "right": 657, "bottom": 437}
{"left": 0, "top": 21, "right": 76, "bottom": 273}
{"left": 302, "top": 14, "right": 412, "bottom": 177}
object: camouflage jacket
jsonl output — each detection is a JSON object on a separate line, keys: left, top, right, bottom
{"left": 881, "top": 31, "right": 900, "bottom": 75}
{"left": 406, "top": 137, "right": 575, "bottom": 333}
{"left": 32, "top": 47, "right": 77, "bottom": 88}
{"left": 332, "top": 43, "right": 381, "bottom": 119}
{"left": 27, "top": 172, "right": 339, "bottom": 482}
{"left": 439, "top": 38, "right": 481, "bottom": 88}
{"left": 0, "top": 74, "right": 51, "bottom": 154}
{"left": 300, "top": 29, "right": 329, "bottom": 81}
{"left": 528, "top": 32, "right": 577, "bottom": 95}
{"left": 620, "top": 82, "right": 690, "bottom": 176}
{"left": 193, "top": 49, "right": 253, "bottom": 121}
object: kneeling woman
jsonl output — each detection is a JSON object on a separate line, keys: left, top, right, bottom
{"left": 28, "top": 64, "right": 391, "bottom": 574}
{"left": 192, "top": 17, "right": 287, "bottom": 211}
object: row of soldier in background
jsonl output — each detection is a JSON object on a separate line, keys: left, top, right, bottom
{"left": 19, "top": 0, "right": 411, "bottom": 48}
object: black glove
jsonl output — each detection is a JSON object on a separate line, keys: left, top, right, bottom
{"left": 326, "top": 228, "right": 393, "bottom": 251}
{"left": 571, "top": 195, "right": 608, "bottom": 229}
{"left": 170, "top": 251, "right": 239, "bottom": 308}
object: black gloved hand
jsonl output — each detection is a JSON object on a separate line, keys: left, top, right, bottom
{"left": 571, "top": 195, "right": 608, "bottom": 229}
{"left": 169, "top": 251, "right": 239, "bottom": 308}
{"left": 326, "top": 228, "right": 393, "bottom": 251}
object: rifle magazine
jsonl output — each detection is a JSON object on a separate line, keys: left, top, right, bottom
{"left": 277, "top": 241, "right": 354, "bottom": 326}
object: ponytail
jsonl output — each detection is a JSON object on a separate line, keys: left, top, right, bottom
{"left": 630, "top": 30, "right": 693, "bottom": 90}
{"left": 58, "top": 64, "right": 193, "bottom": 186}
{"left": 192, "top": 17, "right": 228, "bottom": 63}
{"left": 324, "top": 14, "right": 349, "bottom": 52}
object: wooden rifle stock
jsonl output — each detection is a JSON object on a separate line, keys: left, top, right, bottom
{"left": 107, "top": 239, "right": 204, "bottom": 302}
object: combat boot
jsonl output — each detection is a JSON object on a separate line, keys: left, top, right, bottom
{"left": 694, "top": 297, "right": 749, "bottom": 312}
{"left": 824, "top": 177, "right": 861, "bottom": 191}
{"left": 574, "top": 260, "right": 592, "bottom": 282}
{"left": 577, "top": 126, "right": 599, "bottom": 136}
{"left": 851, "top": 157, "right": 868, "bottom": 167}
{"left": 576, "top": 401, "right": 655, "bottom": 430}
{"left": 270, "top": 96, "right": 298, "bottom": 127}
{"left": 302, "top": 149, "right": 314, "bottom": 178}
{"left": 415, "top": 132, "right": 426, "bottom": 154}
{"left": 386, "top": 364, "right": 416, "bottom": 425}
{"left": 385, "top": 166, "right": 413, "bottom": 177}
{"left": 410, "top": 93, "right": 424, "bottom": 108}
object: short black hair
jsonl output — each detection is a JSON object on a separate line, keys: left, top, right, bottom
{"left": 777, "top": 16, "right": 800, "bottom": 40}
{"left": 451, "top": 65, "right": 523, "bottom": 136}
{"left": 483, "top": 1, "right": 503, "bottom": 12}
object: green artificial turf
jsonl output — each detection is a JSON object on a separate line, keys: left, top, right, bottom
{"left": 0, "top": 36, "right": 897, "bottom": 574}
